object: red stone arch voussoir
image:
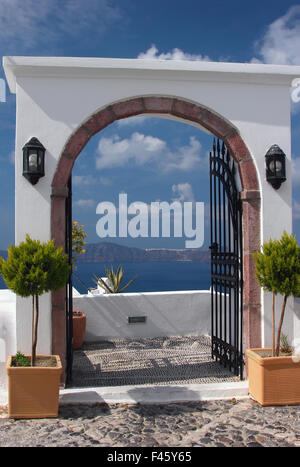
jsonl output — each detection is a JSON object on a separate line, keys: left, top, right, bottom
{"left": 51, "top": 96, "right": 261, "bottom": 380}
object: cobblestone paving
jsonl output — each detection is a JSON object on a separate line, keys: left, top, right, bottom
{"left": 0, "top": 398, "right": 299, "bottom": 447}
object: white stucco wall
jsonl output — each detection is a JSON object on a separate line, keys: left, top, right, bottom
{"left": 73, "top": 290, "right": 211, "bottom": 341}
{"left": 0, "top": 290, "right": 16, "bottom": 389}
{"left": 3, "top": 57, "right": 300, "bottom": 355}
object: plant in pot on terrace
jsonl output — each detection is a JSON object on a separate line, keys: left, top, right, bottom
{"left": 246, "top": 231, "right": 300, "bottom": 406}
{"left": 94, "top": 264, "right": 137, "bottom": 294}
{"left": 0, "top": 234, "right": 70, "bottom": 418}
{"left": 71, "top": 221, "right": 88, "bottom": 270}
{"left": 280, "top": 333, "right": 293, "bottom": 355}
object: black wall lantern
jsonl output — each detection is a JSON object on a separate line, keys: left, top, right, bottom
{"left": 22, "top": 137, "right": 46, "bottom": 185}
{"left": 265, "top": 144, "right": 286, "bottom": 190}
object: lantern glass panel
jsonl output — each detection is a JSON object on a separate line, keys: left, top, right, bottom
{"left": 269, "top": 159, "right": 282, "bottom": 174}
{"left": 28, "top": 150, "right": 39, "bottom": 172}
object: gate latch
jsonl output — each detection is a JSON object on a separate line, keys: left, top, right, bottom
{"left": 209, "top": 242, "right": 218, "bottom": 253}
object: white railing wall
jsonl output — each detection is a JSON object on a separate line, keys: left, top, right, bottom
{"left": 0, "top": 290, "right": 16, "bottom": 389}
{"left": 73, "top": 290, "right": 211, "bottom": 341}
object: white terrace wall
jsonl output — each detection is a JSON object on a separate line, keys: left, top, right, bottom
{"left": 73, "top": 290, "right": 211, "bottom": 341}
{"left": 3, "top": 57, "right": 300, "bottom": 357}
{"left": 0, "top": 290, "right": 16, "bottom": 389}
{"left": 74, "top": 289, "right": 297, "bottom": 347}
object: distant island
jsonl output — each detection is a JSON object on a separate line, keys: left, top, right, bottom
{"left": 0, "top": 243, "right": 211, "bottom": 263}
{"left": 77, "top": 242, "right": 211, "bottom": 263}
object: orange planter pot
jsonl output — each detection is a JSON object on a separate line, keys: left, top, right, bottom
{"left": 246, "top": 348, "right": 300, "bottom": 406}
{"left": 72, "top": 311, "right": 86, "bottom": 350}
{"left": 6, "top": 355, "right": 62, "bottom": 419}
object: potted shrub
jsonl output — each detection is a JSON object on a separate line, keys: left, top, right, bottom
{"left": 246, "top": 231, "right": 300, "bottom": 406}
{"left": 0, "top": 235, "right": 70, "bottom": 418}
{"left": 71, "top": 221, "right": 88, "bottom": 349}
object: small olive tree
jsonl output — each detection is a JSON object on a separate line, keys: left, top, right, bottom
{"left": 253, "top": 231, "right": 300, "bottom": 356}
{"left": 0, "top": 235, "right": 70, "bottom": 366}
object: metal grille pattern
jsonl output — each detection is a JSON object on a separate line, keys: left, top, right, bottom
{"left": 209, "top": 139, "right": 244, "bottom": 378}
{"left": 65, "top": 176, "right": 73, "bottom": 385}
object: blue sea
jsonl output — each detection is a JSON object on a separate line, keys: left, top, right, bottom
{"left": 72, "top": 261, "right": 211, "bottom": 294}
{"left": 0, "top": 261, "right": 211, "bottom": 294}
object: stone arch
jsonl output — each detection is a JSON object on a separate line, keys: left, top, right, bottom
{"left": 51, "top": 96, "right": 261, "bottom": 377}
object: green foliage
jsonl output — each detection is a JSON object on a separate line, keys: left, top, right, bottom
{"left": 280, "top": 333, "right": 293, "bottom": 354}
{"left": 0, "top": 235, "right": 71, "bottom": 366}
{"left": 253, "top": 231, "right": 300, "bottom": 298}
{"left": 12, "top": 351, "right": 30, "bottom": 367}
{"left": 253, "top": 231, "right": 300, "bottom": 356}
{"left": 253, "top": 237, "right": 280, "bottom": 294}
{"left": 94, "top": 264, "right": 137, "bottom": 294}
{"left": 0, "top": 234, "right": 71, "bottom": 297}
{"left": 72, "top": 221, "right": 88, "bottom": 270}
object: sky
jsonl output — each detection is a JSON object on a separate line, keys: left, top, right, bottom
{"left": 0, "top": 0, "right": 300, "bottom": 250}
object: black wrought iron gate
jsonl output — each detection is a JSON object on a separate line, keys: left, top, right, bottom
{"left": 209, "top": 139, "right": 244, "bottom": 379}
{"left": 65, "top": 176, "right": 73, "bottom": 385}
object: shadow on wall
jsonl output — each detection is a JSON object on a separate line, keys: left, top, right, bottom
{"left": 73, "top": 290, "right": 211, "bottom": 341}
{"left": 59, "top": 390, "right": 111, "bottom": 410}
{"left": 60, "top": 386, "right": 207, "bottom": 407}
{"left": 58, "top": 386, "right": 217, "bottom": 414}
{"left": 60, "top": 384, "right": 246, "bottom": 409}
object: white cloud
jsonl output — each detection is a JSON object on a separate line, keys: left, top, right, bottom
{"left": 73, "top": 175, "right": 97, "bottom": 186}
{"left": 139, "top": 11, "right": 300, "bottom": 68}
{"left": 291, "top": 79, "right": 300, "bottom": 115}
{"left": 162, "top": 137, "right": 203, "bottom": 172}
{"left": 0, "top": 1, "right": 51, "bottom": 47}
{"left": 252, "top": 6, "right": 300, "bottom": 65}
{"left": 96, "top": 132, "right": 166, "bottom": 169}
{"left": 117, "top": 116, "right": 148, "bottom": 127}
{"left": 95, "top": 132, "right": 204, "bottom": 172}
{"left": 0, "top": 0, "right": 122, "bottom": 51}
{"left": 74, "top": 199, "right": 95, "bottom": 208}
{"left": 137, "top": 44, "right": 211, "bottom": 62}
{"left": 172, "top": 183, "right": 195, "bottom": 202}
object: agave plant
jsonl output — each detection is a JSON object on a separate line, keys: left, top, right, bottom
{"left": 94, "top": 264, "right": 137, "bottom": 294}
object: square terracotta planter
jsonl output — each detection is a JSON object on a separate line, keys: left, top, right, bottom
{"left": 246, "top": 348, "right": 300, "bottom": 406}
{"left": 6, "top": 355, "right": 62, "bottom": 419}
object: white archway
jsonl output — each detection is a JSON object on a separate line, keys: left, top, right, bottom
{"left": 3, "top": 56, "right": 299, "bottom": 382}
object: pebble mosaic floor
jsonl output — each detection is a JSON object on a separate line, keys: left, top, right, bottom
{"left": 70, "top": 335, "right": 239, "bottom": 387}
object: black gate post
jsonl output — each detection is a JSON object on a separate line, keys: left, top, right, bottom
{"left": 210, "top": 139, "right": 244, "bottom": 378}
{"left": 65, "top": 176, "right": 73, "bottom": 385}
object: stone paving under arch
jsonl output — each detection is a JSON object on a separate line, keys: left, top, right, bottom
{"left": 70, "top": 336, "right": 239, "bottom": 388}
